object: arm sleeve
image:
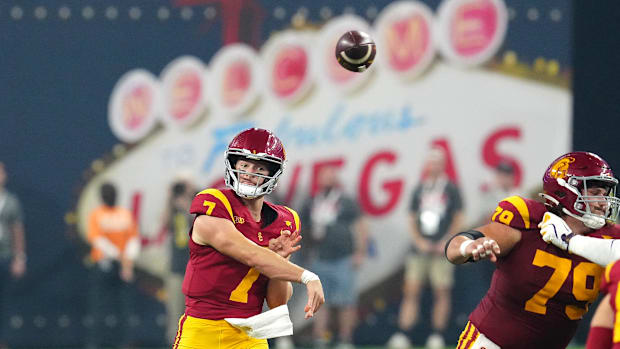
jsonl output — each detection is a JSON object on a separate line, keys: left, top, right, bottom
{"left": 568, "top": 235, "right": 620, "bottom": 267}
{"left": 120, "top": 211, "right": 140, "bottom": 260}
{"left": 123, "top": 236, "right": 140, "bottom": 261}
{"left": 93, "top": 236, "right": 121, "bottom": 259}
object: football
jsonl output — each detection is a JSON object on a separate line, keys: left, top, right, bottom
{"left": 335, "top": 30, "right": 376, "bottom": 73}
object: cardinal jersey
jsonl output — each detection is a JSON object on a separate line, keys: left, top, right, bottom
{"left": 182, "top": 188, "right": 300, "bottom": 320}
{"left": 600, "top": 252, "right": 620, "bottom": 348}
{"left": 466, "top": 196, "right": 620, "bottom": 349}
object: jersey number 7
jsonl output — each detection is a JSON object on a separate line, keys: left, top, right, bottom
{"left": 525, "top": 249, "right": 601, "bottom": 320}
{"left": 229, "top": 268, "right": 261, "bottom": 303}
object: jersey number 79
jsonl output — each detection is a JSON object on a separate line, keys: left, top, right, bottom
{"left": 525, "top": 249, "right": 601, "bottom": 320}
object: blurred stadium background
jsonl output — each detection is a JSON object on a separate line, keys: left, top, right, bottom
{"left": 1, "top": 0, "right": 619, "bottom": 348}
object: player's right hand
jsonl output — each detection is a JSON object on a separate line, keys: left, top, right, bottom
{"left": 268, "top": 230, "right": 302, "bottom": 258}
{"left": 462, "top": 238, "right": 501, "bottom": 262}
{"left": 539, "top": 212, "right": 573, "bottom": 250}
{"left": 304, "top": 279, "right": 325, "bottom": 319}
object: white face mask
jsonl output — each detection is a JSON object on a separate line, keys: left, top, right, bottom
{"left": 224, "top": 157, "right": 283, "bottom": 199}
{"left": 553, "top": 176, "right": 620, "bottom": 229}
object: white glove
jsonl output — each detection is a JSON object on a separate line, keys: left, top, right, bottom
{"left": 539, "top": 212, "right": 573, "bottom": 250}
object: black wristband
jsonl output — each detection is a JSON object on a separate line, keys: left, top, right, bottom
{"left": 457, "top": 230, "right": 485, "bottom": 240}
{"left": 444, "top": 230, "right": 485, "bottom": 260}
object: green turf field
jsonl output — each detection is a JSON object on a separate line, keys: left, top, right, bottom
{"left": 138, "top": 345, "right": 585, "bottom": 349}
{"left": 291, "top": 347, "right": 586, "bottom": 349}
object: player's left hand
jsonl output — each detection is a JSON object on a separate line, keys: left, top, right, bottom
{"left": 539, "top": 212, "right": 573, "bottom": 250}
{"left": 269, "top": 230, "right": 302, "bottom": 258}
{"left": 462, "top": 238, "right": 501, "bottom": 262}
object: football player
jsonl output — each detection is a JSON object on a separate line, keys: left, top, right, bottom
{"left": 537, "top": 154, "right": 620, "bottom": 349}
{"left": 173, "top": 128, "right": 325, "bottom": 349}
{"left": 583, "top": 281, "right": 615, "bottom": 349}
{"left": 445, "top": 151, "right": 620, "bottom": 349}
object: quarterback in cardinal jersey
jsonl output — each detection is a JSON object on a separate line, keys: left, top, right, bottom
{"left": 445, "top": 151, "right": 620, "bottom": 349}
{"left": 183, "top": 187, "right": 302, "bottom": 319}
{"left": 173, "top": 128, "right": 324, "bottom": 349}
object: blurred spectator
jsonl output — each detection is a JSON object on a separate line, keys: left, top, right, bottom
{"left": 86, "top": 182, "right": 140, "bottom": 349}
{"left": 457, "top": 161, "right": 520, "bottom": 325}
{"left": 388, "top": 147, "right": 464, "bottom": 349}
{"left": 476, "top": 161, "right": 519, "bottom": 225}
{"left": 0, "top": 162, "right": 26, "bottom": 349}
{"left": 162, "top": 178, "right": 195, "bottom": 344}
{"left": 300, "top": 165, "right": 369, "bottom": 349}
{"left": 266, "top": 190, "right": 297, "bottom": 349}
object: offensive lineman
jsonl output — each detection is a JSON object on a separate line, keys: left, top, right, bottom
{"left": 445, "top": 151, "right": 620, "bottom": 349}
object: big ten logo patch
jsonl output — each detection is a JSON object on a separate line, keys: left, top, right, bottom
{"left": 234, "top": 216, "right": 245, "bottom": 224}
{"left": 549, "top": 156, "right": 575, "bottom": 179}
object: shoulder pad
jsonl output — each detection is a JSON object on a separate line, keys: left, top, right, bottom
{"left": 491, "top": 196, "right": 546, "bottom": 230}
{"left": 282, "top": 206, "right": 301, "bottom": 234}
{"left": 190, "top": 188, "right": 235, "bottom": 222}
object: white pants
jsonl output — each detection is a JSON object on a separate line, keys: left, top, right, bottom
{"left": 457, "top": 321, "right": 501, "bottom": 349}
{"left": 464, "top": 332, "right": 500, "bottom": 349}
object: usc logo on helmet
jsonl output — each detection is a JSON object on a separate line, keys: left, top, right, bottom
{"left": 549, "top": 156, "right": 575, "bottom": 179}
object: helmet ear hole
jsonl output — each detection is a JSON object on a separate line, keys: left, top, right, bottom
{"left": 554, "top": 190, "right": 566, "bottom": 198}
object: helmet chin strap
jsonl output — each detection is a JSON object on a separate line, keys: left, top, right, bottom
{"left": 561, "top": 207, "right": 606, "bottom": 230}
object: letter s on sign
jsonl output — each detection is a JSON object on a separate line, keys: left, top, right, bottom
{"left": 482, "top": 126, "right": 523, "bottom": 187}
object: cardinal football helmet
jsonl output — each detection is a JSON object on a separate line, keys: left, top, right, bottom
{"left": 540, "top": 151, "right": 620, "bottom": 229}
{"left": 224, "top": 128, "right": 286, "bottom": 199}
